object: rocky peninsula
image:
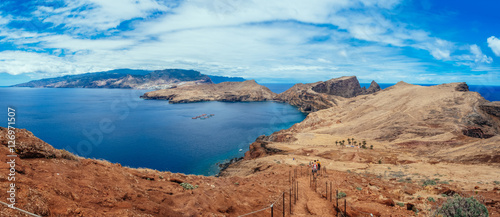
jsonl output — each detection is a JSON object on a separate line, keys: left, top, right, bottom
{"left": 141, "top": 80, "right": 277, "bottom": 103}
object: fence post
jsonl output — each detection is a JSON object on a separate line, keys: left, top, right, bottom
{"left": 289, "top": 188, "right": 292, "bottom": 214}
{"left": 296, "top": 181, "right": 299, "bottom": 201}
{"left": 344, "top": 198, "right": 346, "bottom": 216}
{"left": 336, "top": 189, "right": 338, "bottom": 217}
{"left": 330, "top": 182, "right": 332, "bottom": 202}
{"left": 294, "top": 181, "right": 296, "bottom": 204}
{"left": 271, "top": 204, "right": 273, "bottom": 217}
{"left": 326, "top": 181, "right": 328, "bottom": 201}
{"left": 289, "top": 171, "right": 291, "bottom": 185}
{"left": 282, "top": 192, "right": 285, "bottom": 217}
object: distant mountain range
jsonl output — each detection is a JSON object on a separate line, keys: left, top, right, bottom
{"left": 13, "top": 69, "right": 246, "bottom": 89}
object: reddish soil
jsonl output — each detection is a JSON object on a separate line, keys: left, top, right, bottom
{"left": 4, "top": 127, "right": 491, "bottom": 216}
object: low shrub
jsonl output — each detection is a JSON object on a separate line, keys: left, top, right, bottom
{"left": 434, "top": 195, "right": 488, "bottom": 217}
{"left": 180, "top": 182, "right": 198, "bottom": 190}
{"left": 337, "top": 191, "right": 347, "bottom": 199}
{"left": 422, "top": 179, "right": 437, "bottom": 186}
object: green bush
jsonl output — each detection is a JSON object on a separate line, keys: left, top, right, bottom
{"left": 494, "top": 181, "right": 500, "bottom": 185}
{"left": 423, "top": 179, "right": 437, "bottom": 186}
{"left": 397, "top": 202, "right": 404, "bottom": 207}
{"left": 434, "top": 195, "right": 488, "bottom": 217}
{"left": 180, "top": 182, "right": 198, "bottom": 190}
{"left": 428, "top": 197, "right": 436, "bottom": 202}
{"left": 356, "top": 187, "right": 362, "bottom": 191}
{"left": 337, "top": 191, "right": 347, "bottom": 199}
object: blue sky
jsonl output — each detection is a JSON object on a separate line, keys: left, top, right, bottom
{"left": 0, "top": 0, "right": 499, "bottom": 86}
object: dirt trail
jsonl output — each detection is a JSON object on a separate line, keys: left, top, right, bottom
{"left": 290, "top": 170, "right": 337, "bottom": 217}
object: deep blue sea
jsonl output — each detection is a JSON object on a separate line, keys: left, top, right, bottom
{"left": 0, "top": 87, "right": 306, "bottom": 175}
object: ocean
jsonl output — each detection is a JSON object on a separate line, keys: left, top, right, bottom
{"left": 0, "top": 87, "right": 306, "bottom": 175}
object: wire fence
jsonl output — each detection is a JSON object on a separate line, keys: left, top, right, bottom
{"left": 238, "top": 166, "right": 304, "bottom": 217}
{"left": 309, "top": 166, "right": 376, "bottom": 217}
{"left": 0, "top": 201, "right": 42, "bottom": 217}
{"left": 238, "top": 164, "right": 492, "bottom": 217}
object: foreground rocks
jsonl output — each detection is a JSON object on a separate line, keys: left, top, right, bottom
{"left": 141, "top": 80, "right": 277, "bottom": 103}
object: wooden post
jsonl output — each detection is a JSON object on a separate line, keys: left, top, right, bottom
{"left": 289, "top": 171, "right": 291, "bottom": 185}
{"left": 326, "top": 181, "right": 328, "bottom": 201}
{"left": 296, "top": 181, "right": 299, "bottom": 201}
{"left": 271, "top": 204, "right": 273, "bottom": 217}
{"left": 330, "top": 182, "right": 332, "bottom": 202}
{"left": 336, "top": 189, "right": 338, "bottom": 217}
{"left": 289, "top": 188, "right": 292, "bottom": 214}
{"left": 344, "top": 198, "right": 346, "bottom": 217}
{"left": 282, "top": 192, "right": 285, "bottom": 217}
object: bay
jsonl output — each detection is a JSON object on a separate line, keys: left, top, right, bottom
{"left": 0, "top": 87, "right": 306, "bottom": 175}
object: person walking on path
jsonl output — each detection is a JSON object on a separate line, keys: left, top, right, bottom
{"left": 316, "top": 159, "right": 321, "bottom": 175}
{"left": 312, "top": 160, "right": 318, "bottom": 176}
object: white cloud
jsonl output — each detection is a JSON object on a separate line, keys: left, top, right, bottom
{"left": 34, "top": 0, "right": 169, "bottom": 34}
{"left": 487, "top": 36, "right": 500, "bottom": 57}
{"left": 40, "top": 35, "right": 135, "bottom": 51}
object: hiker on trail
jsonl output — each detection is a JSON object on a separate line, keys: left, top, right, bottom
{"left": 312, "top": 160, "right": 318, "bottom": 175}
{"left": 317, "top": 159, "right": 321, "bottom": 173}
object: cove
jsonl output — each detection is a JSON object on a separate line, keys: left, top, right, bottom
{"left": 0, "top": 87, "right": 306, "bottom": 175}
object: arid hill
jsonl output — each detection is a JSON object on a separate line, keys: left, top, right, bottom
{"left": 276, "top": 76, "right": 381, "bottom": 113}
{"left": 223, "top": 81, "right": 500, "bottom": 216}
{"left": 141, "top": 80, "right": 277, "bottom": 103}
{"left": 247, "top": 81, "right": 499, "bottom": 162}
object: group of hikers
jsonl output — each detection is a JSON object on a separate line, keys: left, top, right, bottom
{"left": 309, "top": 159, "right": 321, "bottom": 176}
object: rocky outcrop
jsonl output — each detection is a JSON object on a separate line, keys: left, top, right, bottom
{"left": 366, "top": 80, "right": 381, "bottom": 94}
{"left": 455, "top": 82, "right": 469, "bottom": 92}
{"left": 276, "top": 76, "right": 381, "bottom": 113}
{"left": 141, "top": 80, "right": 277, "bottom": 103}
{"left": 244, "top": 141, "right": 283, "bottom": 160}
{"left": 0, "top": 128, "right": 78, "bottom": 160}
{"left": 480, "top": 101, "right": 500, "bottom": 118}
